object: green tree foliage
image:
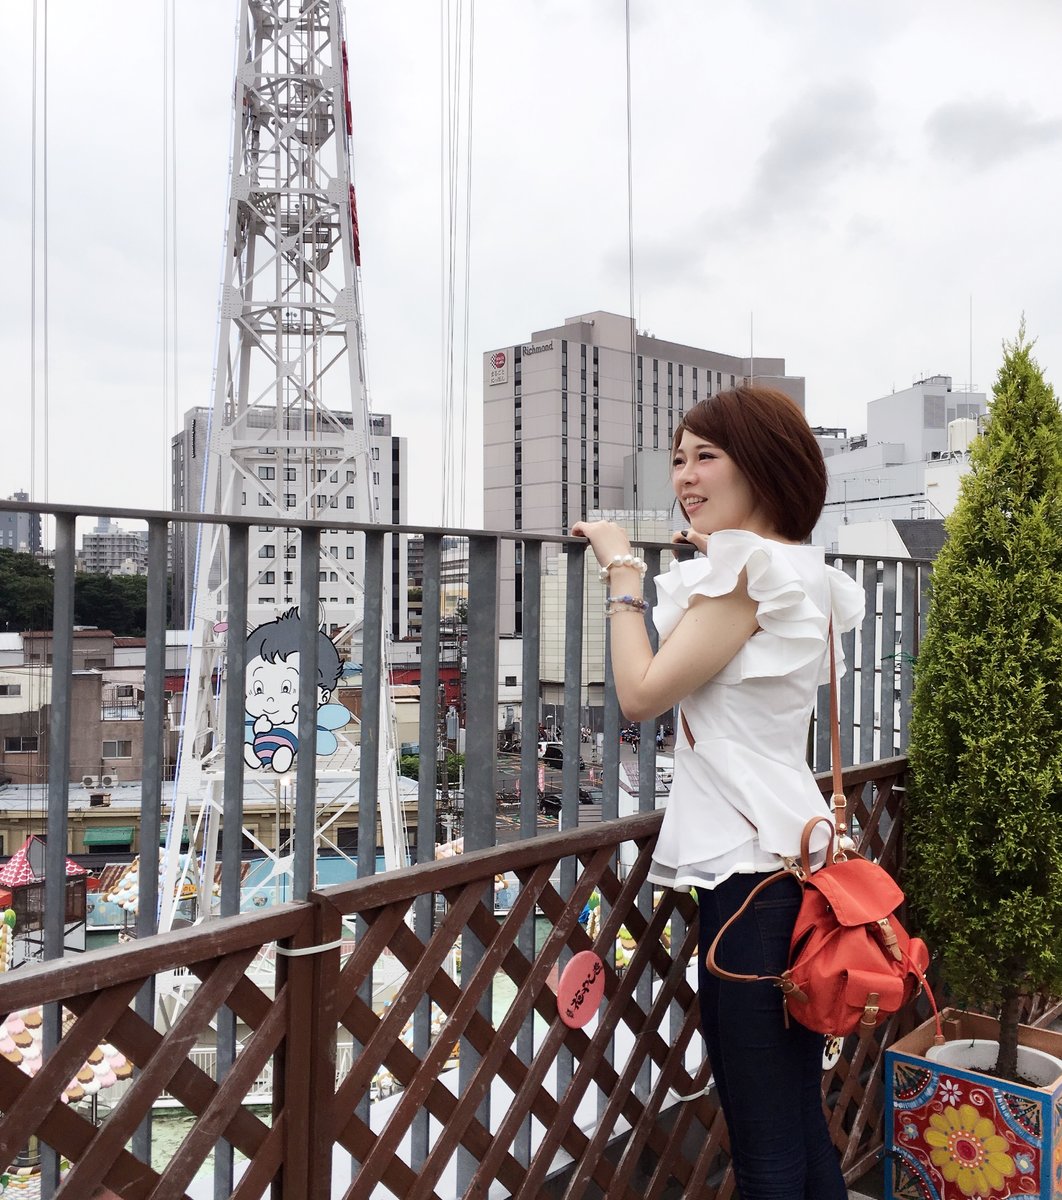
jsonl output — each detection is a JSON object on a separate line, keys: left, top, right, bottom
{"left": 0, "top": 550, "right": 152, "bottom": 637}
{"left": 907, "top": 325, "right": 1062, "bottom": 1080}
{"left": 0, "top": 550, "right": 55, "bottom": 630}
{"left": 397, "top": 752, "right": 465, "bottom": 786}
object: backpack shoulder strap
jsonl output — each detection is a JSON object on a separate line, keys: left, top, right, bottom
{"left": 704, "top": 869, "right": 795, "bottom": 985}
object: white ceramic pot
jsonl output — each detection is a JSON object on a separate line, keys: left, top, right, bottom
{"left": 926, "top": 1038, "right": 1062, "bottom": 1087}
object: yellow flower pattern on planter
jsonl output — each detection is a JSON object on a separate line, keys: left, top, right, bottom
{"left": 924, "top": 1103, "right": 1017, "bottom": 1197}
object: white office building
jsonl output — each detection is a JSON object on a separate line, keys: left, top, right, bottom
{"left": 171, "top": 406, "right": 408, "bottom": 638}
{"left": 814, "top": 376, "right": 986, "bottom": 555}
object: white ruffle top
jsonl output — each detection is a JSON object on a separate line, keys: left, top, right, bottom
{"left": 647, "top": 530, "right": 865, "bottom": 891}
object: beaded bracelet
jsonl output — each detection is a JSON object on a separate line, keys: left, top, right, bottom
{"left": 598, "top": 553, "right": 648, "bottom": 583}
{"left": 605, "top": 594, "right": 649, "bottom": 617}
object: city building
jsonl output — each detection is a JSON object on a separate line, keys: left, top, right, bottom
{"left": 80, "top": 517, "right": 150, "bottom": 576}
{"left": 171, "top": 406, "right": 408, "bottom": 638}
{"left": 483, "top": 310, "right": 805, "bottom": 634}
{"left": 814, "top": 375, "right": 986, "bottom": 553}
{"left": 0, "top": 492, "right": 42, "bottom": 555}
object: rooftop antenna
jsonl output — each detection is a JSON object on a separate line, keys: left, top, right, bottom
{"left": 749, "top": 311, "right": 754, "bottom": 384}
{"left": 968, "top": 293, "right": 973, "bottom": 394}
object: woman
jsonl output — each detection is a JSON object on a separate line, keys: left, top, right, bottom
{"left": 573, "top": 385, "right": 863, "bottom": 1200}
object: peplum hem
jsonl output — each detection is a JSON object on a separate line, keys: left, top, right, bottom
{"left": 653, "top": 530, "right": 864, "bottom": 683}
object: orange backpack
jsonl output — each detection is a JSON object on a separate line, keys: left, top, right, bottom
{"left": 701, "top": 626, "right": 941, "bottom": 1040}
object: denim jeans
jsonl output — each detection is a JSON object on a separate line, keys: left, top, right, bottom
{"left": 697, "top": 872, "right": 847, "bottom": 1200}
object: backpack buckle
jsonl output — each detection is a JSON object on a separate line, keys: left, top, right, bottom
{"left": 860, "top": 993, "right": 881, "bottom": 1027}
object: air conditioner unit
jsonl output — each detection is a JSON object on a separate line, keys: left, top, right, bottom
{"left": 81, "top": 775, "right": 98, "bottom": 788}
{"left": 100, "top": 773, "right": 118, "bottom": 789}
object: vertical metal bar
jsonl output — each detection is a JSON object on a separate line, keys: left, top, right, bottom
{"left": 553, "top": 545, "right": 585, "bottom": 1108}
{"left": 213, "top": 520, "right": 248, "bottom": 1199}
{"left": 880, "top": 562, "right": 898, "bottom": 758}
{"left": 515, "top": 538, "right": 540, "bottom": 1165}
{"left": 898, "top": 561, "right": 918, "bottom": 753}
{"left": 561, "top": 549, "right": 584, "bottom": 837}
{"left": 839, "top": 559, "right": 858, "bottom": 766}
{"left": 357, "top": 529, "right": 385, "bottom": 881}
{"left": 293, "top": 525, "right": 322, "bottom": 901}
{"left": 411, "top": 533, "right": 441, "bottom": 1172}
{"left": 457, "top": 534, "right": 499, "bottom": 1194}
{"left": 859, "top": 560, "right": 878, "bottom": 765}
{"left": 41, "top": 512, "right": 76, "bottom": 1197}
{"left": 635, "top": 544, "right": 661, "bottom": 1102}
{"left": 463, "top": 535, "right": 499, "bottom": 851}
{"left": 132, "top": 518, "right": 170, "bottom": 1169}
{"left": 220, "top": 523, "right": 249, "bottom": 912}
{"left": 518, "top": 541, "right": 542, "bottom": 839}
{"left": 352, "top": 528, "right": 384, "bottom": 1140}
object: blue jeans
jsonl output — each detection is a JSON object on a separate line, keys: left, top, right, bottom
{"left": 697, "top": 872, "right": 847, "bottom": 1200}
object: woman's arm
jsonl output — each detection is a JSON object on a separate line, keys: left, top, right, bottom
{"left": 571, "top": 521, "right": 760, "bottom": 722}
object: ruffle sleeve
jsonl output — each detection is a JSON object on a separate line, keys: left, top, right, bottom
{"left": 652, "top": 530, "right": 865, "bottom": 683}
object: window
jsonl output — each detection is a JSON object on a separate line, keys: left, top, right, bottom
{"left": 372, "top": 472, "right": 380, "bottom": 486}
{"left": 329, "top": 471, "right": 338, "bottom": 483}
{"left": 284, "top": 545, "right": 296, "bottom": 559}
{"left": 102, "top": 740, "right": 132, "bottom": 758}
{"left": 371, "top": 447, "right": 380, "bottom": 461}
{"left": 329, "top": 571, "right": 338, "bottom": 582}
{"left": 259, "top": 596, "right": 275, "bottom": 604}
{"left": 257, "top": 466, "right": 275, "bottom": 480}
{"left": 284, "top": 494, "right": 296, "bottom": 508}
{"left": 315, "top": 496, "right": 326, "bottom": 508}
{"left": 504, "top": 675, "right": 518, "bottom": 687}
{"left": 259, "top": 525, "right": 275, "bottom": 533}
{"left": 116, "top": 684, "right": 134, "bottom": 698}
{"left": 4, "top": 736, "right": 38, "bottom": 753}
{"left": 346, "top": 547, "right": 355, "bottom": 560}
{"left": 259, "top": 545, "right": 276, "bottom": 559}
{"left": 346, "top": 470, "right": 356, "bottom": 482}
{"left": 329, "top": 497, "right": 337, "bottom": 508}
{"left": 0, "top": 685, "right": 22, "bottom": 697}
{"left": 284, "top": 468, "right": 297, "bottom": 481}
{"left": 283, "top": 571, "right": 294, "bottom": 584}
{"left": 258, "top": 495, "right": 270, "bottom": 506}
{"left": 85, "top": 658, "right": 106, "bottom": 670}
{"left": 346, "top": 497, "right": 356, "bottom": 509}
{"left": 262, "top": 571, "right": 275, "bottom": 584}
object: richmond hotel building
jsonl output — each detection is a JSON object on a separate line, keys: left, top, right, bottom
{"left": 483, "top": 311, "right": 805, "bottom": 635}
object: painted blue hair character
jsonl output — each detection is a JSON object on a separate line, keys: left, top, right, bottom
{"left": 243, "top": 607, "right": 350, "bottom": 773}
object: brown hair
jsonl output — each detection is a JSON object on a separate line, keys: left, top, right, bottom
{"left": 672, "top": 385, "right": 827, "bottom": 541}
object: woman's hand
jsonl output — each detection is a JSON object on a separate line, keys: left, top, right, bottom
{"left": 671, "top": 527, "right": 709, "bottom": 555}
{"left": 570, "top": 520, "right": 633, "bottom": 569}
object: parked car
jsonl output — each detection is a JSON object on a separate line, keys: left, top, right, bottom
{"left": 537, "top": 741, "right": 584, "bottom": 770}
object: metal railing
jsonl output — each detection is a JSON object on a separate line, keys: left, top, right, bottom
{"left": 0, "top": 498, "right": 934, "bottom": 1197}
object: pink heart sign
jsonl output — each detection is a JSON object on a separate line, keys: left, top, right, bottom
{"left": 556, "top": 950, "right": 606, "bottom": 1029}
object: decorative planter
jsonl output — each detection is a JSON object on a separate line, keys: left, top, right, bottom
{"left": 885, "top": 1009, "right": 1062, "bottom": 1200}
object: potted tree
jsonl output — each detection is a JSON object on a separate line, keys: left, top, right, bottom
{"left": 885, "top": 325, "right": 1062, "bottom": 1199}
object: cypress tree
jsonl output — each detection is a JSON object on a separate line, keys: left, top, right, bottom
{"left": 907, "top": 323, "right": 1062, "bottom": 1082}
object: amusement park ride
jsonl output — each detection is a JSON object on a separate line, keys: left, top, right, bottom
{"left": 163, "top": 0, "right": 406, "bottom": 933}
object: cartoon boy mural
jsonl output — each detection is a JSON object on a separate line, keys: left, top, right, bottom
{"left": 243, "top": 607, "right": 351, "bottom": 773}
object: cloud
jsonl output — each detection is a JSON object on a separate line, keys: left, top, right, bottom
{"left": 925, "top": 97, "right": 1062, "bottom": 169}
{"left": 747, "top": 82, "right": 887, "bottom": 215}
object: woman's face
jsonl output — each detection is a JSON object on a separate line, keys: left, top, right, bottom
{"left": 671, "top": 428, "right": 767, "bottom": 537}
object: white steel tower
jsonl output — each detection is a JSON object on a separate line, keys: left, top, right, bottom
{"left": 165, "top": 0, "right": 403, "bottom": 928}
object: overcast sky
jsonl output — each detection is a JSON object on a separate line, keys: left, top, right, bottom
{"left": 3, "top": 0, "right": 1060, "bottom": 531}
